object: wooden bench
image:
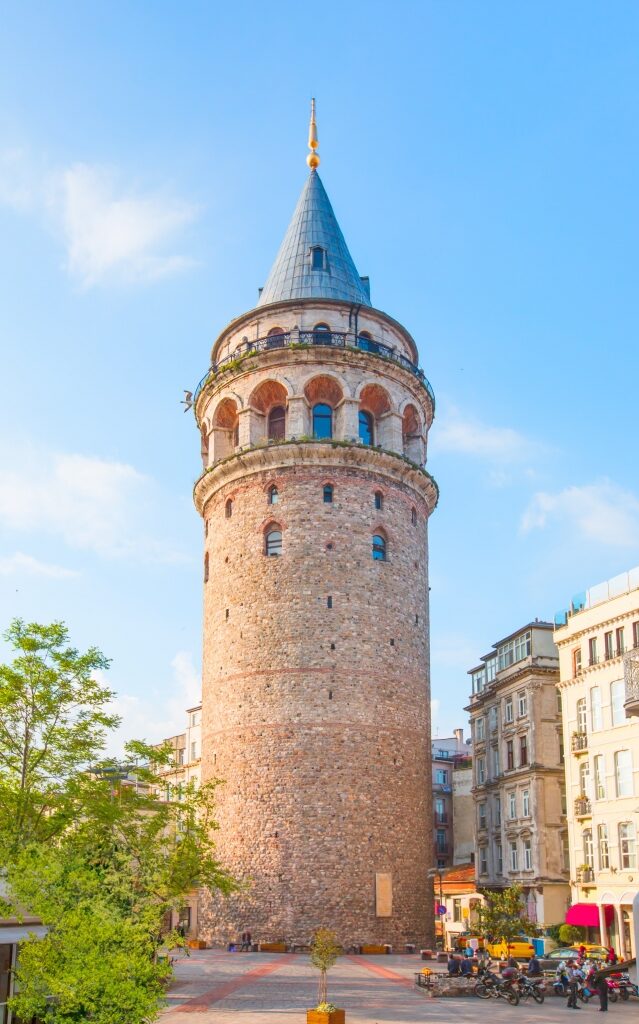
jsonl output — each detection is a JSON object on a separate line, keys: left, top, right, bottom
{"left": 259, "top": 942, "right": 288, "bottom": 953}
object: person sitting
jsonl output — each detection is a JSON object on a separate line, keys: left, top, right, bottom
{"left": 460, "top": 955, "right": 473, "bottom": 977}
{"left": 447, "top": 954, "right": 460, "bottom": 975}
{"left": 605, "top": 947, "right": 617, "bottom": 965}
{"left": 527, "top": 954, "right": 542, "bottom": 977}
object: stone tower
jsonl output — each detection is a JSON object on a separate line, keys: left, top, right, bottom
{"left": 194, "top": 109, "right": 438, "bottom": 948}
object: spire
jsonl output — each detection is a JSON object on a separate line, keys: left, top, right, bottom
{"left": 257, "top": 102, "right": 371, "bottom": 307}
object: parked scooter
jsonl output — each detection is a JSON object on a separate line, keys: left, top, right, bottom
{"left": 517, "top": 974, "right": 546, "bottom": 1003}
{"left": 474, "top": 962, "right": 520, "bottom": 1005}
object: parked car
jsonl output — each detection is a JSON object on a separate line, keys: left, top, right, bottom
{"left": 486, "top": 939, "right": 535, "bottom": 960}
{"left": 537, "top": 946, "right": 607, "bottom": 972}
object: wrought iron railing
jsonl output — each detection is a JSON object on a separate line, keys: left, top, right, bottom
{"left": 574, "top": 796, "right": 592, "bottom": 816}
{"left": 624, "top": 648, "right": 639, "bottom": 717}
{"left": 577, "top": 866, "right": 595, "bottom": 883}
{"left": 571, "top": 732, "right": 588, "bottom": 753}
{"left": 193, "top": 329, "right": 435, "bottom": 406}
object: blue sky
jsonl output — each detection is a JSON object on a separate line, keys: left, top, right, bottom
{"left": 1, "top": 1, "right": 638, "bottom": 745}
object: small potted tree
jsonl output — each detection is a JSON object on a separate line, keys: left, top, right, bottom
{"left": 307, "top": 928, "right": 344, "bottom": 1024}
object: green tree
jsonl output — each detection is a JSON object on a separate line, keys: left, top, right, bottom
{"left": 309, "top": 928, "right": 341, "bottom": 1007}
{"left": 0, "top": 619, "right": 238, "bottom": 1023}
{"left": 476, "top": 885, "right": 538, "bottom": 947}
{"left": 559, "top": 924, "right": 586, "bottom": 945}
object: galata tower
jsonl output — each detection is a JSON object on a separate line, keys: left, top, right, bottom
{"left": 194, "top": 103, "right": 438, "bottom": 949}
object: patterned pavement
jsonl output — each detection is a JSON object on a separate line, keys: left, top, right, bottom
{"left": 160, "top": 951, "right": 638, "bottom": 1024}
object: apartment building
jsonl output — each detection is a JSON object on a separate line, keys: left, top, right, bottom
{"left": 432, "top": 729, "right": 471, "bottom": 870}
{"left": 467, "top": 621, "right": 569, "bottom": 927}
{"left": 555, "top": 566, "right": 639, "bottom": 958}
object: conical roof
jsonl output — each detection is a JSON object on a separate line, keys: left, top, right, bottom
{"left": 257, "top": 170, "right": 371, "bottom": 307}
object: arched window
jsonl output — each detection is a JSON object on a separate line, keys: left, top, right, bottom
{"left": 268, "top": 485, "right": 279, "bottom": 505}
{"left": 323, "top": 484, "right": 333, "bottom": 504}
{"left": 313, "top": 403, "right": 333, "bottom": 439}
{"left": 374, "top": 490, "right": 383, "bottom": 511}
{"left": 359, "top": 410, "right": 374, "bottom": 445}
{"left": 411, "top": 506, "right": 417, "bottom": 526}
{"left": 225, "top": 499, "right": 233, "bottom": 518}
{"left": 266, "top": 326, "right": 286, "bottom": 348}
{"left": 372, "top": 534, "right": 386, "bottom": 561}
{"left": 268, "top": 405, "right": 286, "bottom": 440}
{"left": 313, "top": 322, "right": 331, "bottom": 346}
{"left": 204, "top": 552, "right": 209, "bottom": 583}
{"left": 357, "top": 331, "right": 373, "bottom": 352}
{"left": 265, "top": 528, "right": 282, "bottom": 557}
{"left": 311, "top": 247, "right": 325, "bottom": 271}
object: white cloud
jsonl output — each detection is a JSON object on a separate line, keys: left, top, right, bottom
{"left": 0, "top": 149, "right": 198, "bottom": 286}
{"left": 104, "top": 651, "right": 201, "bottom": 756}
{"left": 0, "top": 551, "right": 79, "bottom": 579}
{"left": 0, "top": 442, "right": 187, "bottom": 563}
{"left": 433, "top": 407, "right": 539, "bottom": 463}
{"left": 521, "top": 480, "right": 639, "bottom": 547}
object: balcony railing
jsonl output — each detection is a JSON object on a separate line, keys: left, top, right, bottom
{"left": 574, "top": 796, "right": 592, "bottom": 817}
{"left": 571, "top": 732, "right": 589, "bottom": 753}
{"left": 434, "top": 814, "right": 449, "bottom": 825}
{"left": 193, "top": 329, "right": 435, "bottom": 406}
{"left": 624, "top": 647, "right": 639, "bottom": 718}
{"left": 577, "top": 866, "right": 595, "bottom": 884}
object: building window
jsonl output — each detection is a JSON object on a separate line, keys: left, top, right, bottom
{"left": 435, "top": 797, "right": 446, "bottom": 823}
{"left": 583, "top": 829, "right": 594, "bottom": 868}
{"left": 562, "top": 833, "right": 570, "bottom": 871}
{"left": 357, "top": 330, "right": 373, "bottom": 351}
{"left": 576, "top": 697, "right": 587, "bottom": 734}
{"left": 588, "top": 637, "right": 598, "bottom": 666}
{"left": 268, "top": 405, "right": 286, "bottom": 440}
{"left": 509, "top": 841, "right": 518, "bottom": 871}
{"left": 522, "top": 789, "right": 530, "bottom": 817}
{"left": 573, "top": 648, "right": 582, "bottom": 676}
{"left": 475, "top": 717, "right": 485, "bottom": 742}
{"left": 323, "top": 483, "right": 334, "bottom": 503}
{"left": 411, "top": 506, "right": 417, "bottom": 526}
{"left": 604, "top": 631, "right": 614, "bottom": 660}
{"left": 489, "top": 706, "right": 498, "bottom": 731}
{"left": 594, "top": 754, "right": 606, "bottom": 799}
{"left": 453, "top": 898, "right": 462, "bottom": 922}
{"left": 492, "top": 745, "right": 500, "bottom": 777}
{"left": 374, "top": 490, "right": 383, "bottom": 511}
{"left": 311, "top": 246, "right": 325, "bottom": 270}
{"left": 520, "top": 734, "right": 528, "bottom": 766}
{"left": 523, "top": 839, "right": 532, "bottom": 870}
{"left": 615, "top": 749, "right": 633, "bottom": 797}
{"left": 359, "top": 410, "right": 374, "bottom": 445}
{"left": 611, "top": 680, "right": 625, "bottom": 726}
{"left": 496, "top": 843, "right": 503, "bottom": 875}
{"left": 619, "top": 822, "right": 637, "bottom": 869}
{"left": 476, "top": 758, "right": 485, "bottom": 785}
{"left": 225, "top": 498, "right": 233, "bottom": 518}
{"left": 504, "top": 697, "right": 513, "bottom": 723}
{"left": 190, "top": 741, "right": 198, "bottom": 761}
{"left": 579, "top": 759, "right": 590, "bottom": 796}
{"left": 478, "top": 802, "right": 487, "bottom": 829}
{"left": 518, "top": 691, "right": 528, "bottom": 717}
{"left": 479, "top": 847, "right": 488, "bottom": 874}
{"left": 495, "top": 795, "right": 501, "bottom": 825}
{"left": 313, "top": 402, "right": 333, "bottom": 438}
{"left": 616, "top": 627, "right": 625, "bottom": 656}
{"left": 506, "top": 740, "right": 514, "bottom": 770}
{"left": 436, "top": 768, "right": 449, "bottom": 785}
{"left": 498, "top": 631, "right": 531, "bottom": 670}
{"left": 633, "top": 621, "right": 639, "bottom": 649}
{"left": 597, "top": 823, "right": 609, "bottom": 870}
{"left": 508, "top": 791, "right": 516, "bottom": 819}
{"left": 561, "top": 787, "right": 567, "bottom": 815}
{"left": 372, "top": 534, "right": 386, "bottom": 561}
{"left": 590, "top": 687, "right": 602, "bottom": 730}
{"left": 313, "top": 322, "right": 331, "bottom": 344}
{"left": 177, "top": 747, "right": 185, "bottom": 765}
{"left": 436, "top": 829, "right": 447, "bottom": 853}
{"left": 267, "top": 485, "right": 279, "bottom": 505}
{"left": 265, "top": 528, "right": 282, "bottom": 557}
{"left": 204, "top": 552, "right": 209, "bottom": 582}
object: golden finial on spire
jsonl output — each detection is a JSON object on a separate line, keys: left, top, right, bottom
{"left": 307, "top": 97, "right": 320, "bottom": 170}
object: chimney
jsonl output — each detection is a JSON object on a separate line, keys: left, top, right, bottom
{"left": 454, "top": 727, "right": 464, "bottom": 748}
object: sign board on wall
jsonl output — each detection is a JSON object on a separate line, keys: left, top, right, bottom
{"left": 375, "top": 873, "right": 392, "bottom": 917}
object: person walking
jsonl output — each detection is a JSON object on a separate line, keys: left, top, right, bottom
{"left": 566, "top": 960, "right": 581, "bottom": 1010}
{"left": 594, "top": 968, "right": 609, "bottom": 1012}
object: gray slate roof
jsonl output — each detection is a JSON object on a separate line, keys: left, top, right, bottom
{"left": 257, "top": 170, "right": 371, "bottom": 307}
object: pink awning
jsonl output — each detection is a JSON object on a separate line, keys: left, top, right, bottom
{"left": 566, "top": 903, "right": 614, "bottom": 927}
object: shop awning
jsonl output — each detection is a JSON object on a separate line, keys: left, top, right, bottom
{"left": 566, "top": 903, "right": 613, "bottom": 927}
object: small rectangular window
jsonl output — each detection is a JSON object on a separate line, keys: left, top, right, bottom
{"left": 604, "top": 631, "right": 614, "bottom": 660}
{"left": 520, "top": 734, "right": 528, "bottom": 766}
{"left": 616, "top": 627, "right": 625, "bottom": 655}
{"left": 523, "top": 839, "right": 532, "bottom": 870}
{"left": 506, "top": 740, "right": 514, "bottom": 770}
{"left": 588, "top": 636, "right": 598, "bottom": 666}
{"left": 522, "top": 789, "right": 530, "bottom": 816}
{"left": 504, "top": 697, "right": 513, "bottom": 723}
{"left": 518, "top": 691, "right": 527, "bottom": 717}
{"left": 327, "top": 596, "right": 332, "bottom": 608}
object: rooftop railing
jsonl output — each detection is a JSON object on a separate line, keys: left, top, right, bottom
{"left": 193, "top": 328, "right": 435, "bottom": 406}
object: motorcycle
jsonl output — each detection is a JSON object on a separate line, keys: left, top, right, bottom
{"left": 474, "top": 964, "right": 520, "bottom": 1005}
{"left": 618, "top": 973, "right": 639, "bottom": 1000}
{"left": 517, "top": 975, "right": 546, "bottom": 1004}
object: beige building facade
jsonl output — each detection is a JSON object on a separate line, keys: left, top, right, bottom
{"left": 467, "top": 621, "right": 570, "bottom": 927}
{"left": 193, "top": 141, "right": 438, "bottom": 947}
{"left": 555, "top": 566, "right": 639, "bottom": 958}
{"left": 432, "top": 729, "right": 472, "bottom": 871}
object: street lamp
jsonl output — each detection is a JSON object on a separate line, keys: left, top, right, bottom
{"left": 428, "top": 867, "right": 449, "bottom": 950}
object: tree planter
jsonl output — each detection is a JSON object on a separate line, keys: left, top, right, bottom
{"left": 307, "top": 1010, "right": 345, "bottom": 1024}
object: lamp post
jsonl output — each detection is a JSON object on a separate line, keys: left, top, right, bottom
{"left": 428, "top": 867, "right": 448, "bottom": 950}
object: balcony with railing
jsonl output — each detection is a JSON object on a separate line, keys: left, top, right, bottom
{"left": 571, "top": 732, "right": 589, "bottom": 754}
{"left": 624, "top": 647, "right": 639, "bottom": 718}
{"left": 574, "top": 795, "right": 592, "bottom": 818}
{"left": 577, "top": 866, "right": 595, "bottom": 885}
{"left": 194, "top": 328, "right": 435, "bottom": 406}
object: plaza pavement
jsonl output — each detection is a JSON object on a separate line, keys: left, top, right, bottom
{"left": 160, "top": 951, "right": 638, "bottom": 1024}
